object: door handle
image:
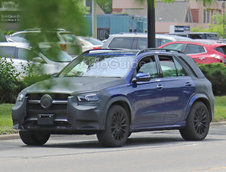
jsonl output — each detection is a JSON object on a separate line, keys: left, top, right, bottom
{"left": 185, "top": 82, "right": 192, "bottom": 86}
{"left": 157, "top": 84, "right": 163, "bottom": 89}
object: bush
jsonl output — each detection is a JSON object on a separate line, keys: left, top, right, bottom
{"left": 199, "top": 63, "right": 226, "bottom": 96}
{"left": 0, "top": 58, "right": 24, "bottom": 103}
{"left": 0, "top": 58, "right": 51, "bottom": 103}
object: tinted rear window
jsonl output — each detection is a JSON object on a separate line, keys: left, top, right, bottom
{"left": 215, "top": 46, "right": 226, "bottom": 55}
{"left": 109, "top": 37, "right": 134, "bottom": 49}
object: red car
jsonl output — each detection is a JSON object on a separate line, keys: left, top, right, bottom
{"left": 159, "top": 40, "right": 226, "bottom": 64}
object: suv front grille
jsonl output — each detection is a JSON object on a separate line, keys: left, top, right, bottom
{"left": 26, "top": 93, "right": 69, "bottom": 122}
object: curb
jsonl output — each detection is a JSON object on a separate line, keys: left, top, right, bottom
{"left": 0, "top": 133, "right": 19, "bottom": 140}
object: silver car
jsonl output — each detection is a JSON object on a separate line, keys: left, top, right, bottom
{"left": 102, "top": 33, "right": 192, "bottom": 49}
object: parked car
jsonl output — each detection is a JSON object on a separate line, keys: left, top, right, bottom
{"left": 6, "top": 28, "right": 81, "bottom": 56}
{"left": 13, "top": 48, "right": 214, "bottom": 147}
{"left": 0, "top": 42, "right": 72, "bottom": 76}
{"left": 77, "top": 36, "right": 103, "bottom": 52}
{"left": 170, "top": 32, "right": 219, "bottom": 40}
{"left": 159, "top": 40, "right": 226, "bottom": 64}
{"left": 102, "top": 33, "right": 192, "bottom": 49}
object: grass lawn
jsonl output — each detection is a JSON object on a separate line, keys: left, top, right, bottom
{"left": 214, "top": 96, "right": 226, "bottom": 121}
{"left": 0, "top": 96, "right": 226, "bottom": 135}
{"left": 0, "top": 104, "right": 17, "bottom": 135}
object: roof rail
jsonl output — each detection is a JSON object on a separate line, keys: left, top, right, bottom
{"left": 81, "top": 48, "right": 136, "bottom": 55}
{"left": 137, "top": 48, "right": 184, "bottom": 56}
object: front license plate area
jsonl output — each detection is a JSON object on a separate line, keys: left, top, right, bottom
{"left": 38, "top": 114, "right": 54, "bottom": 125}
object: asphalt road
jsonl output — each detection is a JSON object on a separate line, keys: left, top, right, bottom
{"left": 0, "top": 123, "right": 226, "bottom": 172}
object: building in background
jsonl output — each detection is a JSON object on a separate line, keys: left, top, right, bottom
{"left": 112, "top": 0, "right": 225, "bottom": 33}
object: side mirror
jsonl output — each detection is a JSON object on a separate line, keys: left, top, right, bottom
{"left": 132, "top": 73, "right": 151, "bottom": 83}
{"left": 32, "top": 57, "right": 44, "bottom": 63}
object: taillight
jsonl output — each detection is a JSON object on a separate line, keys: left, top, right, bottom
{"left": 93, "top": 47, "right": 101, "bottom": 49}
{"left": 60, "top": 44, "right": 66, "bottom": 51}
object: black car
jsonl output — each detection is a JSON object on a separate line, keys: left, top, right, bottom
{"left": 12, "top": 49, "right": 214, "bottom": 147}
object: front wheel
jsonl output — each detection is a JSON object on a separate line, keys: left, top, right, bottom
{"left": 180, "top": 102, "right": 210, "bottom": 141}
{"left": 97, "top": 105, "right": 130, "bottom": 147}
{"left": 19, "top": 131, "right": 50, "bottom": 146}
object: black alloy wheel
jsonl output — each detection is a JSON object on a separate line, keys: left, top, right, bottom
{"left": 19, "top": 131, "right": 50, "bottom": 146}
{"left": 97, "top": 105, "right": 129, "bottom": 147}
{"left": 180, "top": 102, "right": 210, "bottom": 141}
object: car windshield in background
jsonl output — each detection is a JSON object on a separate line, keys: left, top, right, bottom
{"left": 40, "top": 47, "right": 73, "bottom": 62}
{"left": 61, "top": 54, "right": 135, "bottom": 78}
{"left": 162, "top": 43, "right": 185, "bottom": 51}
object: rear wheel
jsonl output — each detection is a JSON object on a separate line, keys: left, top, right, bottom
{"left": 180, "top": 102, "right": 210, "bottom": 141}
{"left": 97, "top": 105, "right": 129, "bottom": 147}
{"left": 19, "top": 131, "right": 50, "bottom": 146}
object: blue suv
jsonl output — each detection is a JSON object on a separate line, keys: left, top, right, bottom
{"left": 12, "top": 49, "right": 214, "bottom": 147}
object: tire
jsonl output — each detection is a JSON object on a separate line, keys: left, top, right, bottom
{"left": 180, "top": 102, "right": 210, "bottom": 141}
{"left": 19, "top": 131, "right": 50, "bottom": 146}
{"left": 97, "top": 105, "right": 130, "bottom": 147}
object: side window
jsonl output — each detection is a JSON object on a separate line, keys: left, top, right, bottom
{"left": 109, "top": 37, "right": 134, "bottom": 49}
{"left": 159, "top": 56, "right": 177, "bottom": 77}
{"left": 137, "top": 38, "right": 147, "bottom": 50}
{"left": 0, "top": 47, "right": 16, "bottom": 58}
{"left": 174, "top": 59, "right": 187, "bottom": 76}
{"left": 184, "top": 44, "right": 205, "bottom": 54}
{"left": 137, "top": 56, "right": 158, "bottom": 78}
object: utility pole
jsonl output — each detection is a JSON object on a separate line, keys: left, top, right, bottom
{"left": 147, "top": 0, "right": 155, "bottom": 48}
{"left": 223, "top": 1, "right": 225, "bottom": 38}
{"left": 92, "top": 0, "right": 97, "bottom": 38}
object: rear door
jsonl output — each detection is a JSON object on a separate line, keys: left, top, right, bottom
{"left": 157, "top": 55, "right": 195, "bottom": 123}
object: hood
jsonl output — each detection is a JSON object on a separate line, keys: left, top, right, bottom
{"left": 25, "top": 77, "right": 125, "bottom": 95}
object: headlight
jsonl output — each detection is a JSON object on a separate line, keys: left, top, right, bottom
{"left": 77, "top": 93, "right": 99, "bottom": 102}
{"left": 16, "top": 93, "right": 25, "bottom": 102}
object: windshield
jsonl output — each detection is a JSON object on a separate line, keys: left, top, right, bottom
{"left": 60, "top": 54, "right": 135, "bottom": 78}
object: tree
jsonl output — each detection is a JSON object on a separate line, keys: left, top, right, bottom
{"left": 192, "top": 14, "right": 226, "bottom": 38}
{"left": 97, "top": 0, "right": 112, "bottom": 14}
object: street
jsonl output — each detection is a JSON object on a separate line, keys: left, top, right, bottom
{"left": 0, "top": 123, "right": 226, "bottom": 172}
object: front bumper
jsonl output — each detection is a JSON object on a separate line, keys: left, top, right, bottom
{"left": 12, "top": 96, "right": 106, "bottom": 134}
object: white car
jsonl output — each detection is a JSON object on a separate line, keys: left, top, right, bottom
{"left": 102, "top": 33, "right": 192, "bottom": 49}
{"left": 5, "top": 29, "right": 81, "bottom": 57}
{"left": 77, "top": 36, "right": 103, "bottom": 52}
{"left": 0, "top": 42, "right": 72, "bottom": 77}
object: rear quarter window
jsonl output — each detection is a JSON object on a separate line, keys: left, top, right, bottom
{"left": 109, "top": 37, "right": 134, "bottom": 49}
{"left": 215, "top": 46, "right": 226, "bottom": 55}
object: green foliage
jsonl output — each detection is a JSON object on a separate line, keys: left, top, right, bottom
{"left": 97, "top": 0, "right": 112, "bottom": 14}
{"left": 192, "top": 14, "right": 226, "bottom": 38}
{"left": 19, "top": 0, "right": 86, "bottom": 34}
{"left": 22, "top": 74, "right": 51, "bottom": 88}
{"left": 0, "top": 58, "right": 24, "bottom": 103}
{"left": 199, "top": 63, "right": 226, "bottom": 96}
{"left": 0, "top": 58, "right": 51, "bottom": 103}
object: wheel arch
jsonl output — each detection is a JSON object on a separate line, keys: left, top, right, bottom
{"left": 186, "top": 94, "right": 213, "bottom": 121}
{"left": 103, "top": 96, "right": 133, "bottom": 128}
